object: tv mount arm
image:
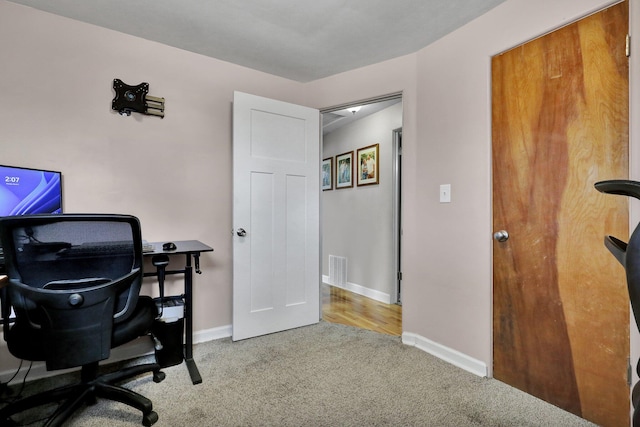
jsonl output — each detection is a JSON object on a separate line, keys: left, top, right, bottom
{"left": 111, "top": 79, "right": 165, "bottom": 118}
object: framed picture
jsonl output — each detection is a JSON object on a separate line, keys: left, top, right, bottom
{"left": 335, "top": 151, "right": 354, "bottom": 189}
{"left": 322, "top": 157, "right": 333, "bottom": 190}
{"left": 357, "top": 144, "right": 379, "bottom": 186}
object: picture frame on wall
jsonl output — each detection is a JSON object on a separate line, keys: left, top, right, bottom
{"left": 357, "top": 144, "right": 379, "bottom": 186}
{"left": 322, "top": 157, "right": 333, "bottom": 190}
{"left": 335, "top": 151, "right": 354, "bottom": 189}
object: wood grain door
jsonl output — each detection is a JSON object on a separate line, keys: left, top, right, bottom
{"left": 492, "top": 3, "right": 629, "bottom": 426}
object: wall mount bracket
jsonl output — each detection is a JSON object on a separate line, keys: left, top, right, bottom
{"left": 111, "top": 79, "right": 165, "bottom": 118}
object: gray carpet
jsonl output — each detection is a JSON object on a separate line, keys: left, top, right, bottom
{"left": 6, "top": 322, "right": 595, "bottom": 426}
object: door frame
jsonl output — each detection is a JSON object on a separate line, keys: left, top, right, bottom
{"left": 490, "top": 3, "right": 630, "bottom": 424}
{"left": 488, "top": 0, "right": 634, "bottom": 379}
{"left": 489, "top": 0, "right": 634, "bottom": 359}
{"left": 392, "top": 127, "right": 402, "bottom": 304}
{"left": 320, "top": 92, "right": 404, "bottom": 307}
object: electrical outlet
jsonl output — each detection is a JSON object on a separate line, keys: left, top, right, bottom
{"left": 440, "top": 184, "right": 451, "bottom": 203}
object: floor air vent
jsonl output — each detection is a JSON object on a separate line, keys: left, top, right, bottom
{"left": 329, "top": 255, "right": 347, "bottom": 287}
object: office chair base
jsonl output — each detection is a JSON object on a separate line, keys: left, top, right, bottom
{"left": 0, "top": 362, "right": 164, "bottom": 427}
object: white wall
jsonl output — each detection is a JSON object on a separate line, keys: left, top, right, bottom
{"left": 322, "top": 103, "right": 402, "bottom": 301}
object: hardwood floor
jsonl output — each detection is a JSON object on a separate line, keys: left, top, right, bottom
{"left": 322, "top": 284, "right": 402, "bottom": 336}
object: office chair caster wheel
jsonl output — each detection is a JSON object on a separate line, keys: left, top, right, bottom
{"left": 153, "top": 370, "right": 166, "bottom": 383}
{"left": 142, "top": 410, "right": 159, "bottom": 426}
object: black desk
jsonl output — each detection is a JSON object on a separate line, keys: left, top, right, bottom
{"left": 143, "top": 240, "right": 213, "bottom": 385}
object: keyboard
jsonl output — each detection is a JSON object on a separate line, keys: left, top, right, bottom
{"left": 57, "top": 242, "right": 134, "bottom": 258}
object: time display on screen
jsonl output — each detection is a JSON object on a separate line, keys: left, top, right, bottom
{"left": 4, "top": 176, "right": 20, "bottom": 185}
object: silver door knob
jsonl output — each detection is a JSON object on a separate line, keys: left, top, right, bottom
{"left": 236, "top": 228, "right": 247, "bottom": 237}
{"left": 493, "top": 230, "right": 509, "bottom": 242}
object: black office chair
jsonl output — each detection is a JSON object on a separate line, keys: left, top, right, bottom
{"left": 595, "top": 180, "right": 640, "bottom": 427}
{"left": 0, "top": 214, "right": 165, "bottom": 426}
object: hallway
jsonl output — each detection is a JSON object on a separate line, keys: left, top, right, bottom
{"left": 322, "top": 284, "right": 401, "bottom": 336}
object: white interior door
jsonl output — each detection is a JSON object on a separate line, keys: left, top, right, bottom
{"left": 232, "top": 91, "right": 320, "bottom": 341}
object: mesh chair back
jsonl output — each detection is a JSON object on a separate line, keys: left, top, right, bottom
{"left": 0, "top": 214, "right": 144, "bottom": 369}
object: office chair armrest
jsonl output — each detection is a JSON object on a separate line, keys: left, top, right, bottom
{"left": 595, "top": 180, "right": 640, "bottom": 200}
{"left": 604, "top": 235, "right": 628, "bottom": 267}
{"left": 7, "top": 268, "right": 141, "bottom": 327}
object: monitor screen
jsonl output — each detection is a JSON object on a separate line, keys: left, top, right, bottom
{"left": 0, "top": 164, "right": 63, "bottom": 216}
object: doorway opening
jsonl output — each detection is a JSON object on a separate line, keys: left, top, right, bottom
{"left": 320, "top": 93, "right": 403, "bottom": 335}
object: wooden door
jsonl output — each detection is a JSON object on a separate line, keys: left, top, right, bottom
{"left": 232, "top": 91, "right": 320, "bottom": 341}
{"left": 492, "top": 3, "right": 629, "bottom": 426}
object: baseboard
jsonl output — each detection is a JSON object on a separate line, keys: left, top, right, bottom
{"left": 322, "top": 278, "right": 486, "bottom": 377}
{"left": 193, "top": 324, "right": 232, "bottom": 343}
{"left": 0, "top": 324, "right": 234, "bottom": 384}
{"left": 0, "top": 326, "right": 487, "bottom": 388}
{"left": 402, "top": 332, "right": 488, "bottom": 378}
{"left": 322, "top": 275, "right": 391, "bottom": 304}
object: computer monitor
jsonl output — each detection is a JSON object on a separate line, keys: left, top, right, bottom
{"left": 0, "top": 164, "right": 62, "bottom": 272}
{"left": 0, "top": 164, "right": 63, "bottom": 216}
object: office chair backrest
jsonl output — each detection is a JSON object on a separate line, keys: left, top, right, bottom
{"left": 0, "top": 214, "right": 144, "bottom": 369}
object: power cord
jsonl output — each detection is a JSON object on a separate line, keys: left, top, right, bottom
{"left": 0, "top": 361, "right": 57, "bottom": 426}
{"left": 0, "top": 360, "right": 23, "bottom": 402}
{"left": 0, "top": 360, "right": 31, "bottom": 404}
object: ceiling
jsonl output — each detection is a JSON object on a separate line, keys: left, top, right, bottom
{"left": 323, "top": 98, "right": 401, "bottom": 135}
{"left": 8, "top": 0, "right": 507, "bottom": 83}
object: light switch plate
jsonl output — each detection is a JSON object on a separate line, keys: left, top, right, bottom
{"left": 440, "top": 184, "right": 451, "bottom": 203}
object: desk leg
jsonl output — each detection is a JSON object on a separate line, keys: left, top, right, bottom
{"left": 184, "top": 255, "right": 202, "bottom": 385}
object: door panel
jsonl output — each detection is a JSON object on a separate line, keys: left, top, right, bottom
{"left": 233, "top": 91, "right": 320, "bottom": 341}
{"left": 492, "top": 3, "right": 629, "bottom": 426}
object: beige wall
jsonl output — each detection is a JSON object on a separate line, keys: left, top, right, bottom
{"left": 409, "top": 0, "right": 625, "bottom": 371}
{"left": 1, "top": 0, "right": 636, "bottom": 382}
{"left": 0, "top": 1, "right": 306, "bottom": 371}
{"left": 306, "top": 0, "right": 629, "bottom": 373}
